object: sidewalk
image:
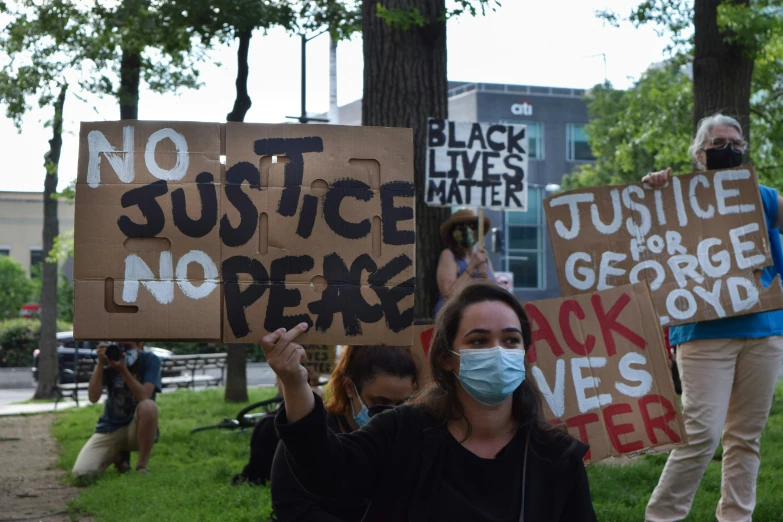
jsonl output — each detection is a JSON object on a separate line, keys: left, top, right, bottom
{"left": 0, "top": 392, "right": 104, "bottom": 417}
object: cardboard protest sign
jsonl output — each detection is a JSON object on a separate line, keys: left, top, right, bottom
{"left": 411, "top": 320, "right": 435, "bottom": 388}
{"left": 527, "top": 283, "right": 686, "bottom": 463}
{"left": 544, "top": 168, "right": 783, "bottom": 326}
{"left": 73, "top": 121, "right": 416, "bottom": 344}
{"left": 302, "top": 345, "right": 337, "bottom": 374}
{"left": 425, "top": 119, "right": 528, "bottom": 210}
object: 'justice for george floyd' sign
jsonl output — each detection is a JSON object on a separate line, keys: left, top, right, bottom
{"left": 73, "top": 121, "right": 416, "bottom": 345}
{"left": 424, "top": 119, "right": 528, "bottom": 210}
{"left": 544, "top": 168, "right": 783, "bottom": 326}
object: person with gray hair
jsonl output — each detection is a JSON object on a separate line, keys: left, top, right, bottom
{"left": 642, "top": 113, "right": 783, "bottom": 522}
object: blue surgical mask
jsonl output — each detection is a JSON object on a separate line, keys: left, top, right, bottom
{"left": 451, "top": 346, "right": 526, "bottom": 406}
{"left": 351, "top": 384, "right": 371, "bottom": 427}
{"left": 125, "top": 349, "right": 138, "bottom": 368}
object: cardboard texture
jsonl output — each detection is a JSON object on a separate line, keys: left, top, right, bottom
{"left": 302, "top": 345, "right": 337, "bottom": 375}
{"left": 544, "top": 168, "right": 783, "bottom": 326}
{"left": 74, "top": 121, "right": 415, "bottom": 344}
{"left": 411, "top": 321, "right": 435, "bottom": 388}
{"left": 526, "top": 283, "right": 686, "bottom": 463}
{"left": 424, "top": 119, "right": 529, "bottom": 210}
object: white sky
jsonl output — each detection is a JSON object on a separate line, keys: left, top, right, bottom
{"left": 0, "top": 0, "right": 672, "bottom": 193}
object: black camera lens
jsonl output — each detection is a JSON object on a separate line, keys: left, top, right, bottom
{"left": 105, "top": 344, "right": 122, "bottom": 361}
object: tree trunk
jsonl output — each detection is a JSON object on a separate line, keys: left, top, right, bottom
{"left": 224, "top": 344, "right": 249, "bottom": 403}
{"left": 362, "top": 0, "right": 450, "bottom": 319}
{"left": 224, "top": 26, "right": 253, "bottom": 402}
{"left": 226, "top": 27, "right": 253, "bottom": 122}
{"left": 329, "top": 36, "right": 339, "bottom": 124}
{"left": 693, "top": 0, "right": 753, "bottom": 145}
{"left": 34, "top": 83, "right": 67, "bottom": 399}
{"left": 119, "top": 46, "right": 141, "bottom": 120}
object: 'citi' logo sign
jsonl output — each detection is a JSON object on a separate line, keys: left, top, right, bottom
{"left": 511, "top": 100, "right": 533, "bottom": 116}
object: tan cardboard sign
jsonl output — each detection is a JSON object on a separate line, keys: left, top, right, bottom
{"left": 411, "top": 320, "right": 435, "bottom": 388}
{"left": 74, "top": 121, "right": 415, "bottom": 344}
{"left": 526, "top": 283, "right": 686, "bottom": 463}
{"left": 544, "top": 168, "right": 783, "bottom": 326}
{"left": 302, "top": 345, "right": 337, "bottom": 375}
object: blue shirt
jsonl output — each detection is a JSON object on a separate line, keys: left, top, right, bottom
{"left": 669, "top": 186, "right": 783, "bottom": 345}
{"left": 95, "top": 351, "right": 162, "bottom": 433}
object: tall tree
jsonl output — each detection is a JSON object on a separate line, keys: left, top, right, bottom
{"left": 86, "top": 0, "right": 208, "bottom": 119}
{"left": 362, "top": 0, "right": 497, "bottom": 318}
{"left": 0, "top": 0, "right": 87, "bottom": 397}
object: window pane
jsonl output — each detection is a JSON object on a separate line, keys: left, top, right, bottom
{"left": 508, "top": 226, "right": 537, "bottom": 250}
{"left": 508, "top": 257, "right": 539, "bottom": 289}
{"left": 568, "top": 124, "right": 595, "bottom": 161}
{"left": 0, "top": 249, "right": 8, "bottom": 256}
{"left": 528, "top": 123, "right": 542, "bottom": 159}
{"left": 30, "top": 249, "right": 43, "bottom": 277}
{"left": 507, "top": 188, "right": 539, "bottom": 225}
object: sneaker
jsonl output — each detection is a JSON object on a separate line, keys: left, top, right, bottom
{"left": 115, "top": 451, "right": 131, "bottom": 474}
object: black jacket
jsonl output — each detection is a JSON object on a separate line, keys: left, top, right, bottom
{"left": 276, "top": 394, "right": 597, "bottom": 522}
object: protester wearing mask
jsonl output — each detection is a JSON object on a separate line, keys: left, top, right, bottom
{"left": 434, "top": 209, "right": 496, "bottom": 317}
{"left": 643, "top": 113, "right": 783, "bottom": 522}
{"left": 263, "top": 282, "right": 596, "bottom": 522}
{"left": 72, "top": 342, "right": 161, "bottom": 479}
{"left": 270, "top": 345, "right": 417, "bottom": 522}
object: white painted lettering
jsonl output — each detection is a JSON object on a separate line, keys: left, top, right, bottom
{"left": 571, "top": 357, "right": 613, "bottom": 414}
{"left": 87, "top": 127, "right": 135, "bottom": 188}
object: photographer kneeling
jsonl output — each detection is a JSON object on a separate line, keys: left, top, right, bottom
{"left": 72, "top": 342, "right": 161, "bottom": 480}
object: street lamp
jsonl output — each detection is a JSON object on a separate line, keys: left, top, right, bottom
{"left": 286, "top": 31, "right": 330, "bottom": 124}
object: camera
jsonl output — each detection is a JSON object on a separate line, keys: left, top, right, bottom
{"left": 105, "top": 343, "right": 123, "bottom": 361}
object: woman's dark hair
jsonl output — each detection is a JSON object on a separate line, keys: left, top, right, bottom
{"left": 414, "top": 281, "right": 569, "bottom": 443}
{"left": 324, "top": 345, "right": 418, "bottom": 416}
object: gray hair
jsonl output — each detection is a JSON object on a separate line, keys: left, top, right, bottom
{"left": 689, "top": 113, "right": 745, "bottom": 167}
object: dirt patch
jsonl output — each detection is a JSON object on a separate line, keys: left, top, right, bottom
{"left": 0, "top": 415, "right": 82, "bottom": 522}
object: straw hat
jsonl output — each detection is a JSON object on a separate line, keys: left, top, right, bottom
{"left": 439, "top": 209, "right": 491, "bottom": 241}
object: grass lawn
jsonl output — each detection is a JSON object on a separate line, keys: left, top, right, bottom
{"left": 53, "top": 383, "right": 783, "bottom": 522}
{"left": 54, "top": 387, "right": 278, "bottom": 522}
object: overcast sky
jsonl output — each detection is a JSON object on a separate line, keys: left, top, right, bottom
{"left": 0, "top": 0, "right": 673, "bottom": 193}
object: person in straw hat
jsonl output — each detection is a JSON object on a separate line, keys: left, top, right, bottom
{"left": 433, "top": 209, "right": 496, "bottom": 316}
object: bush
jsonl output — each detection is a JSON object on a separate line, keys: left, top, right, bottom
{"left": 0, "top": 318, "right": 72, "bottom": 367}
{"left": 0, "top": 256, "right": 37, "bottom": 319}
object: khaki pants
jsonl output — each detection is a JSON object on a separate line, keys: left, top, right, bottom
{"left": 72, "top": 414, "right": 140, "bottom": 478}
{"left": 646, "top": 336, "right": 783, "bottom": 522}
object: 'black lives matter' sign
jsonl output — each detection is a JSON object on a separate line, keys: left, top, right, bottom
{"left": 73, "top": 121, "right": 416, "bottom": 345}
{"left": 425, "top": 118, "right": 528, "bottom": 210}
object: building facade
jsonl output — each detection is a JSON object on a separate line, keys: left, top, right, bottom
{"left": 318, "top": 81, "right": 594, "bottom": 302}
{"left": 0, "top": 191, "right": 75, "bottom": 276}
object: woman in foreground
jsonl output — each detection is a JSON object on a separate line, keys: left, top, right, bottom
{"left": 263, "top": 282, "right": 596, "bottom": 522}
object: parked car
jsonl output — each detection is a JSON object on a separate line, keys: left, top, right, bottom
{"left": 32, "top": 332, "right": 177, "bottom": 384}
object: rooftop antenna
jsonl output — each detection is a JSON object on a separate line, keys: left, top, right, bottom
{"left": 582, "top": 53, "right": 608, "bottom": 84}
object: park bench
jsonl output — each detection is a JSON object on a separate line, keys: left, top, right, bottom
{"left": 54, "top": 357, "right": 97, "bottom": 410}
{"left": 161, "top": 353, "right": 227, "bottom": 390}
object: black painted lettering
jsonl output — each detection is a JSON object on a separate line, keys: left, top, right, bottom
{"left": 220, "top": 161, "right": 260, "bottom": 248}
{"left": 458, "top": 179, "right": 479, "bottom": 205}
{"left": 254, "top": 137, "right": 324, "bottom": 217}
{"left": 223, "top": 256, "right": 270, "bottom": 339}
{"left": 171, "top": 172, "right": 217, "bottom": 238}
{"left": 380, "top": 181, "right": 415, "bottom": 246}
{"left": 503, "top": 154, "right": 525, "bottom": 207}
{"left": 428, "top": 179, "right": 447, "bottom": 202}
{"left": 487, "top": 125, "right": 507, "bottom": 151}
{"left": 461, "top": 151, "right": 481, "bottom": 179}
{"left": 482, "top": 152, "right": 502, "bottom": 183}
{"left": 368, "top": 254, "right": 415, "bottom": 333}
{"left": 308, "top": 253, "right": 382, "bottom": 335}
{"left": 264, "top": 256, "right": 315, "bottom": 332}
{"left": 323, "top": 179, "right": 373, "bottom": 239}
{"left": 447, "top": 179, "right": 463, "bottom": 205}
{"left": 428, "top": 149, "right": 446, "bottom": 178}
{"left": 467, "top": 123, "right": 487, "bottom": 149}
{"left": 296, "top": 194, "right": 319, "bottom": 239}
{"left": 117, "top": 180, "right": 168, "bottom": 238}
{"left": 428, "top": 119, "right": 446, "bottom": 147}
{"left": 507, "top": 126, "right": 527, "bottom": 153}
{"left": 446, "top": 150, "right": 462, "bottom": 178}
{"left": 448, "top": 121, "right": 466, "bottom": 148}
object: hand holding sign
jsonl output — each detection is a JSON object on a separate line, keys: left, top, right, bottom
{"left": 468, "top": 249, "right": 489, "bottom": 272}
{"left": 642, "top": 168, "right": 672, "bottom": 188}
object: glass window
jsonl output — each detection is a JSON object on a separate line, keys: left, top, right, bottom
{"left": 567, "top": 124, "right": 595, "bottom": 161}
{"left": 0, "top": 249, "right": 9, "bottom": 256}
{"left": 30, "top": 249, "right": 43, "bottom": 277}
{"left": 504, "top": 188, "right": 545, "bottom": 290}
{"left": 500, "top": 121, "right": 543, "bottom": 159}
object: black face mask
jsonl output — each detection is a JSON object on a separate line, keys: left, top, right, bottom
{"left": 705, "top": 145, "right": 743, "bottom": 170}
